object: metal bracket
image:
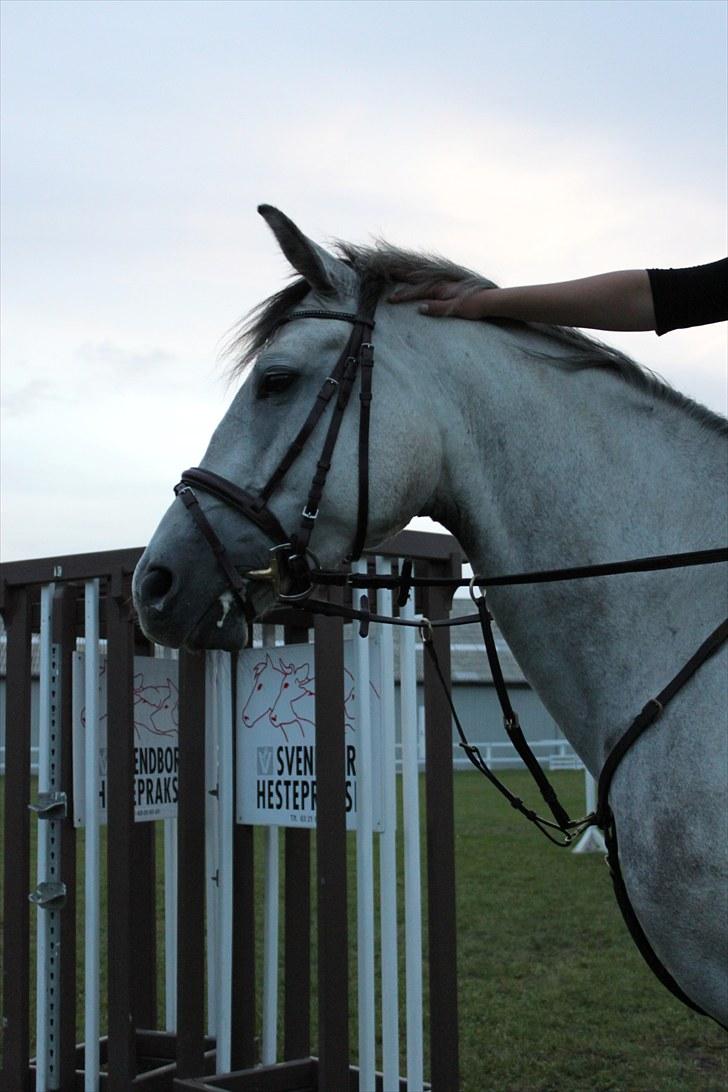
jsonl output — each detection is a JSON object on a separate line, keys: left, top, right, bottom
{"left": 29, "top": 791, "right": 68, "bottom": 819}
{"left": 29, "top": 882, "right": 67, "bottom": 910}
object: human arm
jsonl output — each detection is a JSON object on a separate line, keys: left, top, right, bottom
{"left": 388, "top": 269, "right": 658, "bottom": 331}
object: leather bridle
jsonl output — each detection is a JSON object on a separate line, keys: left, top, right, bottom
{"left": 174, "top": 277, "right": 381, "bottom": 604}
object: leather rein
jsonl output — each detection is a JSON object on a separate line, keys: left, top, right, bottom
{"left": 172, "top": 279, "right": 728, "bottom": 1026}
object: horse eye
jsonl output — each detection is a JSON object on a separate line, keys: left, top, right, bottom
{"left": 258, "top": 369, "right": 298, "bottom": 398}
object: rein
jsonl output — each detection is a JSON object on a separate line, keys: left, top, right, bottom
{"left": 172, "top": 279, "right": 728, "bottom": 1026}
{"left": 295, "top": 548, "right": 728, "bottom": 846}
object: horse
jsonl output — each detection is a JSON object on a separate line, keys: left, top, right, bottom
{"left": 132, "top": 205, "right": 727, "bottom": 1026}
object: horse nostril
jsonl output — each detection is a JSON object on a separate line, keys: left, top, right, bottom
{"left": 141, "top": 566, "right": 176, "bottom": 608}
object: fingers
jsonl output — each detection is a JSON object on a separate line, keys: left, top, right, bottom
{"left": 388, "top": 281, "right": 492, "bottom": 320}
{"left": 417, "top": 299, "right": 458, "bottom": 316}
{"left": 388, "top": 280, "right": 461, "bottom": 303}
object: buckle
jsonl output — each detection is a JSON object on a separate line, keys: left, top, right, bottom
{"left": 469, "top": 575, "right": 486, "bottom": 603}
{"left": 302, "top": 505, "right": 318, "bottom": 522}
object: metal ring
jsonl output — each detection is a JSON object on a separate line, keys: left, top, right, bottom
{"left": 469, "top": 575, "right": 486, "bottom": 603}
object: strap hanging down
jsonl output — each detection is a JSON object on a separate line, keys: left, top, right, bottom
{"left": 418, "top": 626, "right": 592, "bottom": 845}
{"left": 258, "top": 309, "right": 375, "bottom": 506}
{"left": 475, "top": 594, "right": 573, "bottom": 831}
{"left": 349, "top": 341, "right": 374, "bottom": 560}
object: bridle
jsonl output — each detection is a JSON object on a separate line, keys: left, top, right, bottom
{"left": 171, "top": 275, "right": 728, "bottom": 1028}
{"left": 174, "top": 275, "right": 381, "bottom": 605}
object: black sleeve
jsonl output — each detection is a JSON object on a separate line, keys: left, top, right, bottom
{"left": 646, "top": 258, "right": 728, "bottom": 336}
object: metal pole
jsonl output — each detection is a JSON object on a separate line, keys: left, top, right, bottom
{"left": 400, "top": 589, "right": 424, "bottom": 1092}
{"left": 353, "top": 559, "right": 375, "bottom": 1092}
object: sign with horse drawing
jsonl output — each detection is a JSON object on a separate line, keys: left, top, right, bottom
{"left": 72, "top": 653, "right": 179, "bottom": 824}
{"left": 236, "top": 637, "right": 383, "bottom": 830}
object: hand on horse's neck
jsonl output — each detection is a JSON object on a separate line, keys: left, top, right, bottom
{"left": 424, "top": 320, "right": 725, "bottom": 772}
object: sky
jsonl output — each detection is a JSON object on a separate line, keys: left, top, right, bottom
{"left": 1, "top": 0, "right": 726, "bottom": 561}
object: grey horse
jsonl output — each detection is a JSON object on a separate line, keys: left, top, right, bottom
{"left": 133, "top": 206, "right": 727, "bottom": 1026}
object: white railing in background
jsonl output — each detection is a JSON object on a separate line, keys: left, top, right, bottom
{"left": 399, "top": 582, "right": 425, "bottom": 1091}
{"left": 353, "top": 558, "right": 376, "bottom": 1092}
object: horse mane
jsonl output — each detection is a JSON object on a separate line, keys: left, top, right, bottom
{"left": 226, "top": 239, "right": 727, "bottom": 436}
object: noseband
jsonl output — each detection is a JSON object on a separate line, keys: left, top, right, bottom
{"left": 174, "top": 280, "right": 381, "bottom": 604}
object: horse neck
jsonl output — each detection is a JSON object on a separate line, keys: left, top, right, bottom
{"left": 422, "top": 319, "right": 726, "bottom": 772}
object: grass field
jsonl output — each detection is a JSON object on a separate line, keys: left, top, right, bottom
{"left": 2, "top": 769, "right": 726, "bottom": 1091}
{"left": 451, "top": 771, "right": 726, "bottom": 1091}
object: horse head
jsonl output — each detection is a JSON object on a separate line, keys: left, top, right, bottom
{"left": 132, "top": 205, "right": 439, "bottom": 650}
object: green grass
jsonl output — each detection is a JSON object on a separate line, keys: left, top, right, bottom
{"left": 452, "top": 770, "right": 727, "bottom": 1092}
{"left": 2, "top": 771, "right": 726, "bottom": 1090}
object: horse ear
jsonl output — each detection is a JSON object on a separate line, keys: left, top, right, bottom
{"left": 258, "top": 204, "right": 356, "bottom": 299}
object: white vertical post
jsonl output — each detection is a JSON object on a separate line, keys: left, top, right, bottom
{"left": 261, "top": 626, "right": 280, "bottom": 1065}
{"left": 84, "top": 579, "right": 101, "bottom": 1092}
{"left": 35, "top": 584, "right": 54, "bottom": 1092}
{"left": 262, "top": 826, "right": 280, "bottom": 1064}
{"left": 215, "top": 652, "right": 234, "bottom": 1072}
{"left": 163, "top": 816, "right": 178, "bottom": 1030}
{"left": 353, "top": 559, "right": 376, "bottom": 1091}
{"left": 572, "top": 771, "right": 606, "bottom": 853}
{"left": 376, "top": 558, "right": 400, "bottom": 1090}
{"left": 400, "top": 588, "right": 424, "bottom": 1091}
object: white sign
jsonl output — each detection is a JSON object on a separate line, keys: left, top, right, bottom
{"left": 72, "top": 653, "right": 179, "bottom": 825}
{"left": 236, "top": 639, "right": 383, "bottom": 830}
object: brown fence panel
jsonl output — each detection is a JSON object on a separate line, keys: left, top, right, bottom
{"left": 0, "top": 585, "right": 33, "bottom": 1092}
{"left": 106, "top": 575, "right": 138, "bottom": 1088}
{"left": 1, "top": 532, "right": 465, "bottom": 1091}
{"left": 176, "top": 649, "right": 207, "bottom": 1079}
{"left": 421, "top": 561, "right": 460, "bottom": 1092}
{"left": 313, "top": 605, "right": 350, "bottom": 1089}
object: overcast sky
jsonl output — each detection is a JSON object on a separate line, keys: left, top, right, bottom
{"left": 1, "top": 0, "right": 726, "bottom": 561}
